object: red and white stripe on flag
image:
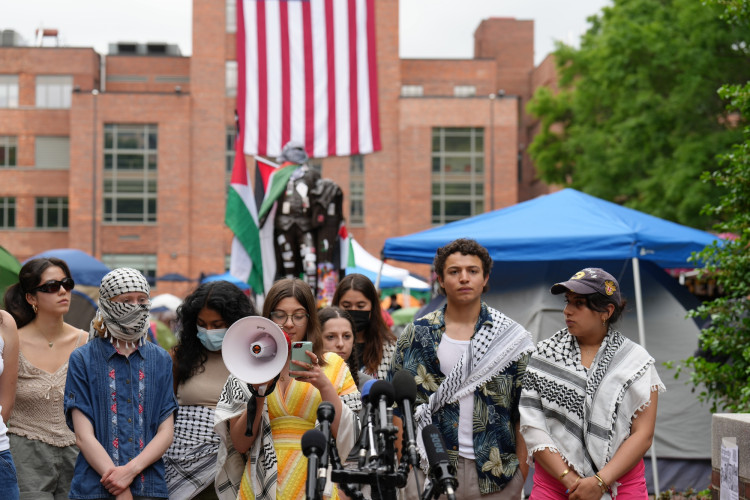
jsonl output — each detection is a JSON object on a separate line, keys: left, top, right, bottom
{"left": 238, "top": 0, "right": 381, "bottom": 159}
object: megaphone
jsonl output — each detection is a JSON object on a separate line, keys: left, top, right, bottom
{"left": 222, "top": 316, "right": 290, "bottom": 384}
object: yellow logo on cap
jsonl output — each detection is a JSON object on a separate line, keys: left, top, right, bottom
{"left": 604, "top": 280, "right": 616, "bottom": 296}
{"left": 572, "top": 271, "right": 586, "bottom": 280}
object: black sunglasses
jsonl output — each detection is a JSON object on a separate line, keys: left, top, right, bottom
{"left": 33, "top": 277, "right": 75, "bottom": 294}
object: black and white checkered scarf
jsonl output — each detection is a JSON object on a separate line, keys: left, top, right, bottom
{"left": 91, "top": 267, "right": 151, "bottom": 348}
{"left": 413, "top": 307, "right": 534, "bottom": 473}
{"left": 520, "top": 328, "right": 665, "bottom": 484}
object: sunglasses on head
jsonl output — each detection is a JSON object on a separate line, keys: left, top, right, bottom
{"left": 33, "top": 277, "right": 75, "bottom": 294}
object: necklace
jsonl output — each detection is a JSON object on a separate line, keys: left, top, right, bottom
{"left": 37, "top": 328, "right": 57, "bottom": 348}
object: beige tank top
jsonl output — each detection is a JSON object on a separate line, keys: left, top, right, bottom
{"left": 176, "top": 351, "right": 231, "bottom": 409}
{"left": 8, "top": 331, "right": 85, "bottom": 447}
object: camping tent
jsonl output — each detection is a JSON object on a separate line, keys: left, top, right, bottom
{"left": 344, "top": 237, "right": 429, "bottom": 290}
{"left": 0, "top": 245, "right": 21, "bottom": 307}
{"left": 382, "top": 189, "right": 719, "bottom": 493}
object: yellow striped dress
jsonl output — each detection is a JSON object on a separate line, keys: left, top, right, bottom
{"left": 238, "top": 352, "right": 358, "bottom": 500}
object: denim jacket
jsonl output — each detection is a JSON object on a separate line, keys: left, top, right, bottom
{"left": 64, "top": 337, "right": 178, "bottom": 499}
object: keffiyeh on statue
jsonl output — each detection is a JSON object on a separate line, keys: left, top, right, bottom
{"left": 90, "top": 267, "right": 151, "bottom": 348}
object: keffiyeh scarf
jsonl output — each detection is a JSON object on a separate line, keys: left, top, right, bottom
{"left": 90, "top": 267, "right": 151, "bottom": 348}
{"left": 164, "top": 405, "right": 221, "bottom": 499}
{"left": 520, "top": 328, "right": 665, "bottom": 482}
{"left": 413, "top": 307, "right": 535, "bottom": 473}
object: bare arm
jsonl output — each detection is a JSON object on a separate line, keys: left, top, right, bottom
{"left": 515, "top": 422, "right": 529, "bottom": 481}
{"left": 0, "top": 312, "right": 19, "bottom": 423}
{"left": 72, "top": 408, "right": 117, "bottom": 478}
{"left": 101, "top": 414, "right": 175, "bottom": 496}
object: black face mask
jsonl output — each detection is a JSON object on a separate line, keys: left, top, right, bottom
{"left": 347, "top": 310, "right": 371, "bottom": 332}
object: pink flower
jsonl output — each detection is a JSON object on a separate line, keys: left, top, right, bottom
{"left": 109, "top": 369, "right": 115, "bottom": 379}
{"left": 111, "top": 402, "right": 117, "bottom": 413}
{"left": 139, "top": 370, "right": 145, "bottom": 381}
{"left": 138, "top": 403, "right": 144, "bottom": 414}
{"left": 113, "top": 437, "right": 119, "bottom": 449}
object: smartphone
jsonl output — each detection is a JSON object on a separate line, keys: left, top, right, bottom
{"left": 289, "top": 341, "right": 313, "bottom": 377}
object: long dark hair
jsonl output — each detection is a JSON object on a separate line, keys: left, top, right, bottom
{"left": 173, "top": 281, "right": 256, "bottom": 386}
{"left": 319, "top": 306, "right": 360, "bottom": 387}
{"left": 332, "top": 273, "right": 396, "bottom": 375}
{"left": 4, "top": 257, "right": 73, "bottom": 328}
{"left": 263, "top": 278, "right": 326, "bottom": 365}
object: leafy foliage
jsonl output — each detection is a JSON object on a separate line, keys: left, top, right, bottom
{"left": 680, "top": 0, "right": 750, "bottom": 412}
{"left": 527, "top": 0, "right": 750, "bottom": 228}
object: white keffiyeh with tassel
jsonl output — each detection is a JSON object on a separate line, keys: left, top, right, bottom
{"left": 90, "top": 267, "right": 151, "bottom": 348}
{"left": 519, "top": 328, "right": 665, "bottom": 493}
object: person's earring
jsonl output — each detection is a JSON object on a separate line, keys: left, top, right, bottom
{"left": 32, "top": 304, "right": 38, "bottom": 314}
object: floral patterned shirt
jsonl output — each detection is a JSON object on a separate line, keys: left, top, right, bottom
{"left": 388, "top": 302, "right": 530, "bottom": 495}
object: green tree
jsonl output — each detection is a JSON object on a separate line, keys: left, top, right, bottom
{"left": 528, "top": 0, "right": 750, "bottom": 228}
{"left": 680, "top": 0, "right": 750, "bottom": 413}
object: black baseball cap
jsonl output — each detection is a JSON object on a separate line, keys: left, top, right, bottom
{"left": 550, "top": 267, "right": 622, "bottom": 304}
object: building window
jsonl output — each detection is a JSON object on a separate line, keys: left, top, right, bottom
{"left": 0, "top": 197, "right": 16, "bottom": 228}
{"left": 35, "top": 136, "right": 70, "bottom": 169}
{"left": 0, "top": 136, "right": 17, "bottom": 167}
{"left": 0, "top": 75, "right": 19, "bottom": 108}
{"left": 36, "top": 75, "right": 73, "bottom": 109}
{"left": 226, "top": 0, "right": 237, "bottom": 33}
{"left": 401, "top": 85, "right": 423, "bottom": 97}
{"left": 35, "top": 197, "right": 68, "bottom": 229}
{"left": 226, "top": 61, "right": 238, "bottom": 97}
{"left": 431, "top": 127, "right": 484, "bottom": 225}
{"left": 454, "top": 85, "right": 476, "bottom": 97}
{"left": 102, "top": 254, "right": 157, "bottom": 284}
{"left": 103, "top": 124, "right": 158, "bottom": 224}
{"left": 226, "top": 126, "right": 237, "bottom": 182}
{"left": 349, "top": 155, "right": 364, "bottom": 226}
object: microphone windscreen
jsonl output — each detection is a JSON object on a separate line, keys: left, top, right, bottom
{"left": 369, "top": 380, "right": 395, "bottom": 405}
{"left": 317, "top": 401, "right": 335, "bottom": 422}
{"left": 361, "top": 378, "right": 377, "bottom": 400}
{"left": 392, "top": 370, "right": 417, "bottom": 404}
{"left": 301, "top": 429, "right": 327, "bottom": 457}
{"left": 422, "top": 424, "right": 449, "bottom": 464}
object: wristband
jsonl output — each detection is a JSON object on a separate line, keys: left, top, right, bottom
{"left": 594, "top": 473, "right": 609, "bottom": 493}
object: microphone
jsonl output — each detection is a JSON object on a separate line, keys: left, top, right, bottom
{"left": 393, "top": 370, "right": 420, "bottom": 468}
{"left": 358, "top": 379, "right": 377, "bottom": 467}
{"left": 302, "top": 429, "right": 327, "bottom": 500}
{"left": 316, "top": 402, "right": 335, "bottom": 493}
{"left": 369, "top": 380, "right": 395, "bottom": 432}
{"left": 422, "top": 424, "right": 457, "bottom": 500}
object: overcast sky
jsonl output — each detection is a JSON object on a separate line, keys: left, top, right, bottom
{"left": 2, "top": 0, "right": 610, "bottom": 65}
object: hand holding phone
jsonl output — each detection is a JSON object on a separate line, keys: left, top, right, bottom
{"left": 289, "top": 341, "right": 314, "bottom": 377}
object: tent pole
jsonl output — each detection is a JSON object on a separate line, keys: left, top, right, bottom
{"left": 375, "top": 259, "right": 384, "bottom": 290}
{"left": 632, "top": 257, "right": 660, "bottom": 496}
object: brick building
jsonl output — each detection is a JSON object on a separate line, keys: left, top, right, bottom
{"left": 0, "top": 0, "right": 550, "bottom": 294}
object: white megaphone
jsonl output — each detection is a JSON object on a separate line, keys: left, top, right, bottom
{"left": 222, "top": 316, "right": 290, "bottom": 384}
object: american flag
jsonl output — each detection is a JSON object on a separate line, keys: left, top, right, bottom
{"left": 237, "top": 0, "right": 381, "bottom": 159}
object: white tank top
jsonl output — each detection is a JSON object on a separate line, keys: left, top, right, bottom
{"left": 0, "top": 333, "right": 9, "bottom": 451}
{"left": 437, "top": 333, "right": 475, "bottom": 459}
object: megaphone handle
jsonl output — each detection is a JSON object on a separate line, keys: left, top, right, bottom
{"left": 245, "top": 395, "right": 257, "bottom": 437}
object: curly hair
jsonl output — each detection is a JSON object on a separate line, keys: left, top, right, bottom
{"left": 332, "top": 273, "right": 396, "bottom": 375}
{"left": 263, "top": 278, "right": 327, "bottom": 366}
{"left": 4, "top": 257, "right": 73, "bottom": 328}
{"left": 173, "top": 281, "right": 257, "bottom": 386}
{"left": 319, "top": 306, "right": 360, "bottom": 387}
{"left": 433, "top": 238, "right": 493, "bottom": 295}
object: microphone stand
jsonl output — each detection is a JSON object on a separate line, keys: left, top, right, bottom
{"left": 330, "top": 406, "right": 409, "bottom": 500}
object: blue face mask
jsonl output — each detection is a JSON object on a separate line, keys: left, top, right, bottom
{"left": 196, "top": 325, "right": 228, "bottom": 351}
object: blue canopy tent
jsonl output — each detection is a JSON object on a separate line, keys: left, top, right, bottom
{"left": 382, "top": 189, "right": 720, "bottom": 494}
{"left": 201, "top": 272, "right": 251, "bottom": 291}
{"left": 345, "top": 266, "right": 402, "bottom": 289}
{"left": 27, "top": 248, "right": 111, "bottom": 286}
